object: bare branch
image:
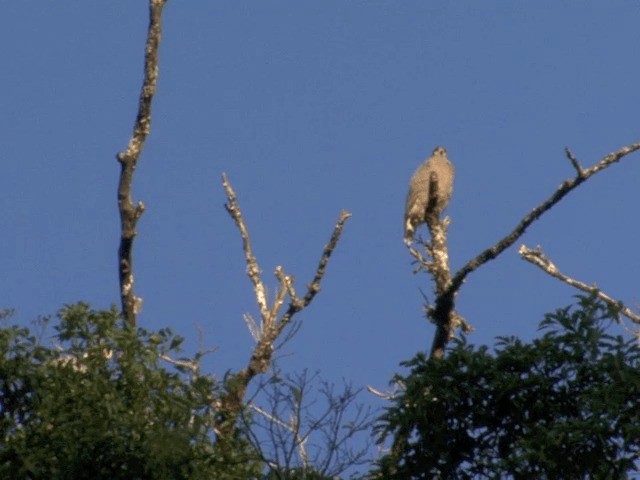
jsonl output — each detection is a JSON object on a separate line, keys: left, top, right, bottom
{"left": 408, "top": 171, "right": 472, "bottom": 358}
{"left": 222, "top": 173, "right": 270, "bottom": 324}
{"left": 407, "top": 244, "right": 432, "bottom": 273}
{"left": 215, "top": 176, "right": 351, "bottom": 443}
{"left": 430, "top": 141, "right": 640, "bottom": 355}
{"left": 565, "top": 147, "right": 585, "bottom": 177}
{"left": 272, "top": 266, "right": 293, "bottom": 322}
{"left": 243, "top": 313, "right": 263, "bottom": 342}
{"left": 248, "top": 403, "right": 309, "bottom": 469}
{"left": 275, "top": 319, "right": 303, "bottom": 352}
{"left": 450, "top": 142, "right": 640, "bottom": 296}
{"left": 272, "top": 210, "right": 351, "bottom": 339}
{"left": 366, "top": 382, "right": 405, "bottom": 400}
{"left": 519, "top": 244, "right": 640, "bottom": 325}
{"left": 116, "top": 0, "right": 168, "bottom": 326}
{"left": 243, "top": 368, "right": 376, "bottom": 478}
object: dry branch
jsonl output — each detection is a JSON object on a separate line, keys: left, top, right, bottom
{"left": 221, "top": 174, "right": 270, "bottom": 324}
{"left": 215, "top": 174, "right": 351, "bottom": 441}
{"left": 565, "top": 147, "right": 584, "bottom": 176}
{"left": 427, "top": 141, "right": 640, "bottom": 357}
{"left": 519, "top": 244, "right": 640, "bottom": 325}
{"left": 407, "top": 172, "right": 472, "bottom": 359}
{"left": 115, "top": 0, "right": 167, "bottom": 326}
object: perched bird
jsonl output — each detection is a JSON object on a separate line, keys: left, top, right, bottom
{"left": 404, "top": 146, "right": 454, "bottom": 244}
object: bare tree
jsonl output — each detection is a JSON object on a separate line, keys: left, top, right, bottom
{"left": 242, "top": 366, "right": 376, "bottom": 479}
{"left": 408, "top": 143, "right": 640, "bottom": 358}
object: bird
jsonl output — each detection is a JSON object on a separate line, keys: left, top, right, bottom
{"left": 404, "top": 146, "right": 454, "bottom": 244}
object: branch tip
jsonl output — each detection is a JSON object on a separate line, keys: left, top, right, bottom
{"left": 564, "top": 147, "right": 585, "bottom": 176}
{"left": 520, "top": 244, "right": 640, "bottom": 325}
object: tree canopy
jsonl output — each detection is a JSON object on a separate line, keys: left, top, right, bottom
{"left": 0, "top": 303, "right": 260, "bottom": 479}
{"left": 375, "top": 295, "right": 640, "bottom": 479}
{"left": 3, "top": 297, "right": 640, "bottom": 478}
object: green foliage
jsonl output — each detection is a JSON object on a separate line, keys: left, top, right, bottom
{"left": 0, "top": 303, "right": 261, "bottom": 479}
{"left": 375, "top": 295, "right": 640, "bottom": 479}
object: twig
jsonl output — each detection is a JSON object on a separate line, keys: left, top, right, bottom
{"left": 160, "top": 354, "right": 202, "bottom": 374}
{"left": 115, "top": 0, "right": 168, "bottom": 326}
{"left": 244, "top": 369, "right": 375, "bottom": 477}
{"left": 565, "top": 147, "right": 585, "bottom": 177}
{"left": 519, "top": 244, "right": 640, "bottom": 325}
{"left": 248, "top": 402, "right": 310, "bottom": 469}
{"left": 407, "top": 245, "right": 432, "bottom": 273}
{"left": 366, "top": 383, "right": 404, "bottom": 400}
{"left": 431, "top": 142, "right": 640, "bottom": 355}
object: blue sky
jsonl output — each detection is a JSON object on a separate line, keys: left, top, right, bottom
{"left": 2, "top": 0, "right": 640, "bottom": 424}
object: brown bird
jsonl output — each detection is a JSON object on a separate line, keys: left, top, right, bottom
{"left": 404, "top": 146, "right": 454, "bottom": 244}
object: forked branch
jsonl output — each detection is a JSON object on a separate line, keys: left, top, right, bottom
{"left": 215, "top": 174, "right": 351, "bottom": 441}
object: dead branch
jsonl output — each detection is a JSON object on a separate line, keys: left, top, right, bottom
{"left": 425, "top": 210, "right": 473, "bottom": 359}
{"left": 115, "top": 0, "right": 167, "bottom": 326}
{"left": 275, "top": 209, "right": 352, "bottom": 335}
{"left": 406, "top": 172, "right": 472, "bottom": 358}
{"left": 426, "top": 141, "right": 640, "bottom": 357}
{"left": 564, "top": 147, "right": 585, "bottom": 176}
{"left": 221, "top": 174, "right": 270, "bottom": 324}
{"left": 247, "top": 401, "right": 310, "bottom": 470}
{"left": 215, "top": 174, "right": 351, "bottom": 442}
{"left": 519, "top": 244, "right": 640, "bottom": 327}
{"left": 159, "top": 346, "right": 218, "bottom": 376}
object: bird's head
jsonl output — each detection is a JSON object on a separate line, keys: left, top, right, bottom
{"left": 433, "top": 146, "right": 447, "bottom": 157}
